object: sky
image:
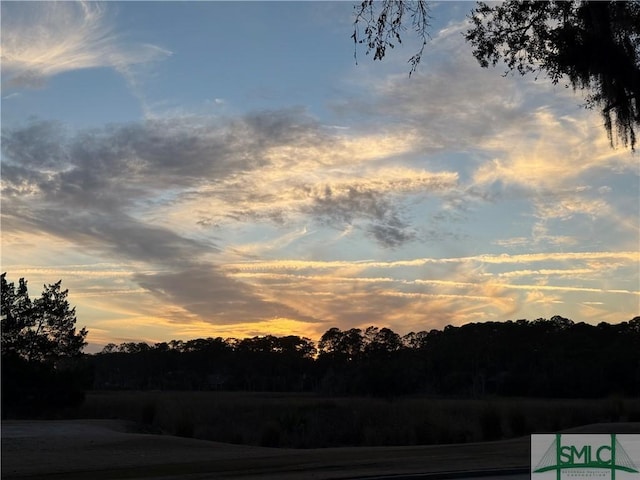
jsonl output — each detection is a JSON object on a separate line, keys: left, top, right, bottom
{"left": 1, "top": 1, "right": 638, "bottom": 353}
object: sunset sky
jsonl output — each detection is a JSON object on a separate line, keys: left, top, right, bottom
{"left": 2, "top": 1, "right": 638, "bottom": 352}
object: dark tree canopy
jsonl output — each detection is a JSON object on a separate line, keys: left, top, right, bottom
{"left": 466, "top": 1, "right": 640, "bottom": 150}
{"left": 1, "top": 274, "right": 89, "bottom": 416}
{"left": 1, "top": 273, "right": 88, "bottom": 362}
{"left": 353, "top": 1, "right": 640, "bottom": 150}
{"left": 91, "top": 317, "right": 640, "bottom": 398}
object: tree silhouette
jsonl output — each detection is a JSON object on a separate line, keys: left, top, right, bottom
{"left": 1, "top": 273, "right": 89, "bottom": 417}
{"left": 352, "top": 0, "right": 430, "bottom": 76}
{"left": 1, "top": 274, "right": 88, "bottom": 361}
{"left": 353, "top": 0, "right": 640, "bottom": 150}
{"left": 466, "top": 1, "right": 640, "bottom": 150}
{"left": 1, "top": 276, "right": 32, "bottom": 358}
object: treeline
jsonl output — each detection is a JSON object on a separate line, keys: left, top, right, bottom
{"left": 92, "top": 316, "right": 640, "bottom": 398}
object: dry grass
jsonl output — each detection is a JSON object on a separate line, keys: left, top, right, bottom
{"left": 2, "top": 418, "right": 535, "bottom": 479}
{"left": 70, "top": 391, "right": 640, "bottom": 448}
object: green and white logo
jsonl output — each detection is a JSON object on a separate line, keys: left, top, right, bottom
{"left": 532, "top": 434, "right": 640, "bottom": 480}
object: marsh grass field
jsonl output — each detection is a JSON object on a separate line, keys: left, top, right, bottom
{"left": 5, "top": 392, "right": 640, "bottom": 479}
{"left": 67, "top": 391, "right": 640, "bottom": 448}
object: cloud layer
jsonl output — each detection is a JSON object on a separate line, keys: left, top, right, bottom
{"left": 2, "top": 5, "right": 637, "bottom": 348}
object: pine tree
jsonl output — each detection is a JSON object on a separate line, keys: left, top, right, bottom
{"left": 1, "top": 274, "right": 87, "bottom": 362}
{"left": 1, "top": 273, "right": 89, "bottom": 417}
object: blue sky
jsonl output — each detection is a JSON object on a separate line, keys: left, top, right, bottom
{"left": 1, "top": 1, "right": 638, "bottom": 352}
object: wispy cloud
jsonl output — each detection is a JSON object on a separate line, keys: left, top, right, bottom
{"left": 218, "top": 247, "right": 637, "bottom": 335}
{"left": 224, "top": 251, "right": 639, "bottom": 271}
{"left": 0, "top": 1, "right": 170, "bottom": 88}
{"left": 228, "top": 270, "right": 639, "bottom": 296}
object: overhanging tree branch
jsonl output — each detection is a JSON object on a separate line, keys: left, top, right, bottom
{"left": 352, "top": 0, "right": 640, "bottom": 150}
